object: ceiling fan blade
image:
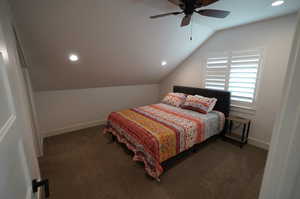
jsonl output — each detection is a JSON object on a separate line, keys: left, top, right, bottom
{"left": 197, "top": 0, "right": 219, "bottom": 7}
{"left": 150, "top": 11, "right": 183, "bottom": 19}
{"left": 167, "top": 0, "right": 183, "bottom": 6}
{"left": 196, "top": 9, "right": 230, "bottom": 18}
{"left": 181, "top": 15, "right": 192, "bottom": 27}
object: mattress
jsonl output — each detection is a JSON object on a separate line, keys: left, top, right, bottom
{"left": 103, "top": 103, "right": 225, "bottom": 180}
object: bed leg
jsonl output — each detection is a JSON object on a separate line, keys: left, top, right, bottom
{"left": 107, "top": 133, "right": 116, "bottom": 144}
{"left": 192, "top": 147, "right": 199, "bottom": 153}
{"left": 111, "top": 134, "right": 116, "bottom": 142}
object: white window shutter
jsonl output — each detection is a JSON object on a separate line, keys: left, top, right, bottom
{"left": 229, "top": 51, "right": 261, "bottom": 103}
{"left": 204, "top": 57, "right": 228, "bottom": 90}
{"left": 205, "top": 50, "right": 262, "bottom": 108}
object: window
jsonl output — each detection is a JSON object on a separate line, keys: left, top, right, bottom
{"left": 205, "top": 56, "right": 228, "bottom": 90}
{"left": 204, "top": 50, "right": 262, "bottom": 108}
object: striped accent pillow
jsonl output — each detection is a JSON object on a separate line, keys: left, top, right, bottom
{"left": 182, "top": 95, "right": 217, "bottom": 114}
{"left": 161, "top": 92, "right": 187, "bottom": 107}
{"left": 195, "top": 95, "right": 218, "bottom": 112}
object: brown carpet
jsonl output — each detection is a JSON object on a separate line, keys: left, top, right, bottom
{"left": 39, "top": 125, "right": 267, "bottom": 199}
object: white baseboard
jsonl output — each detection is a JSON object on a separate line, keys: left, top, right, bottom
{"left": 37, "top": 185, "right": 43, "bottom": 199}
{"left": 41, "top": 119, "right": 269, "bottom": 151}
{"left": 248, "top": 136, "right": 269, "bottom": 150}
{"left": 26, "top": 186, "right": 32, "bottom": 199}
{"left": 43, "top": 119, "right": 106, "bottom": 138}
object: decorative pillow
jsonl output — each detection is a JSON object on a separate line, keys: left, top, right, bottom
{"left": 161, "top": 92, "right": 186, "bottom": 107}
{"left": 195, "top": 95, "right": 218, "bottom": 112}
{"left": 182, "top": 95, "right": 217, "bottom": 114}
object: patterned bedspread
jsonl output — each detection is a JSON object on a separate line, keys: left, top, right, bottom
{"left": 103, "top": 103, "right": 224, "bottom": 180}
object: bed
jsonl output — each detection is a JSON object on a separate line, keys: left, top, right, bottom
{"left": 103, "top": 86, "right": 230, "bottom": 181}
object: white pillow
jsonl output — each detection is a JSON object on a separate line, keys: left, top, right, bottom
{"left": 195, "top": 95, "right": 218, "bottom": 112}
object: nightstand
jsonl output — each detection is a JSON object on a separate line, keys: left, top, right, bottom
{"left": 223, "top": 116, "right": 251, "bottom": 148}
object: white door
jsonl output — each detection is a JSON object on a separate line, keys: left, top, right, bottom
{"left": 0, "top": 52, "right": 40, "bottom": 199}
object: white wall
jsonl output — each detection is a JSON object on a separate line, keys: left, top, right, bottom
{"left": 159, "top": 14, "right": 298, "bottom": 149}
{"left": 35, "top": 84, "right": 160, "bottom": 137}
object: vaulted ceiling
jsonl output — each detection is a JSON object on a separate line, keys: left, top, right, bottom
{"left": 9, "top": 0, "right": 300, "bottom": 91}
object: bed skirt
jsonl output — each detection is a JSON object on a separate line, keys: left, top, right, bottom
{"left": 103, "top": 126, "right": 163, "bottom": 181}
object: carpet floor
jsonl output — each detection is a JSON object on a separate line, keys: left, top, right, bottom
{"left": 39, "top": 125, "right": 267, "bottom": 199}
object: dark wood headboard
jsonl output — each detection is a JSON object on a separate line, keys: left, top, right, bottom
{"left": 173, "top": 85, "right": 231, "bottom": 117}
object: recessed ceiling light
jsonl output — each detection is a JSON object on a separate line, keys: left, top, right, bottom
{"left": 272, "top": 0, "right": 284, "bottom": 6}
{"left": 161, "top": 61, "right": 167, "bottom": 66}
{"left": 69, "top": 54, "right": 79, "bottom": 62}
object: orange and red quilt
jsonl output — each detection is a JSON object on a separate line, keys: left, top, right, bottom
{"left": 103, "top": 103, "right": 224, "bottom": 180}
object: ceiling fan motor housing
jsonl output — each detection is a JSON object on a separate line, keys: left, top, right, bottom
{"left": 183, "top": 0, "right": 199, "bottom": 15}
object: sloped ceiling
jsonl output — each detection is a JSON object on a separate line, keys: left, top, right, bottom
{"left": 9, "top": 0, "right": 300, "bottom": 91}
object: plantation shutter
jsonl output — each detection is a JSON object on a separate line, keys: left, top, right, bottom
{"left": 205, "top": 50, "right": 262, "bottom": 107}
{"left": 228, "top": 51, "right": 261, "bottom": 103}
{"left": 204, "top": 56, "right": 229, "bottom": 90}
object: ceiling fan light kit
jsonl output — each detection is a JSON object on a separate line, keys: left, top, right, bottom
{"left": 150, "top": 0, "right": 230, "bottom": 27}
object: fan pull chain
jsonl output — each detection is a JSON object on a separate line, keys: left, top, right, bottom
{"left": 190, "top": 20, "right": 193, "bottom": 41}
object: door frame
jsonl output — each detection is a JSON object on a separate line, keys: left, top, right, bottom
{"left": 22, "top": 68, "right": 43, "bottom": 157}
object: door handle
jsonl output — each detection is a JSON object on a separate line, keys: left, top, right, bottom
{"left": 32, "top": 179, "right": 50, "bottom": 198}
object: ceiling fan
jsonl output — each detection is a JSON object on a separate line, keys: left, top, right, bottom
{"left": 150, "top": 0, "right": 230, "bottom": 27}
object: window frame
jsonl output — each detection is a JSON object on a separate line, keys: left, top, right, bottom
{"left": 203, "top": 48, "right": 265, "bottom": 110}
